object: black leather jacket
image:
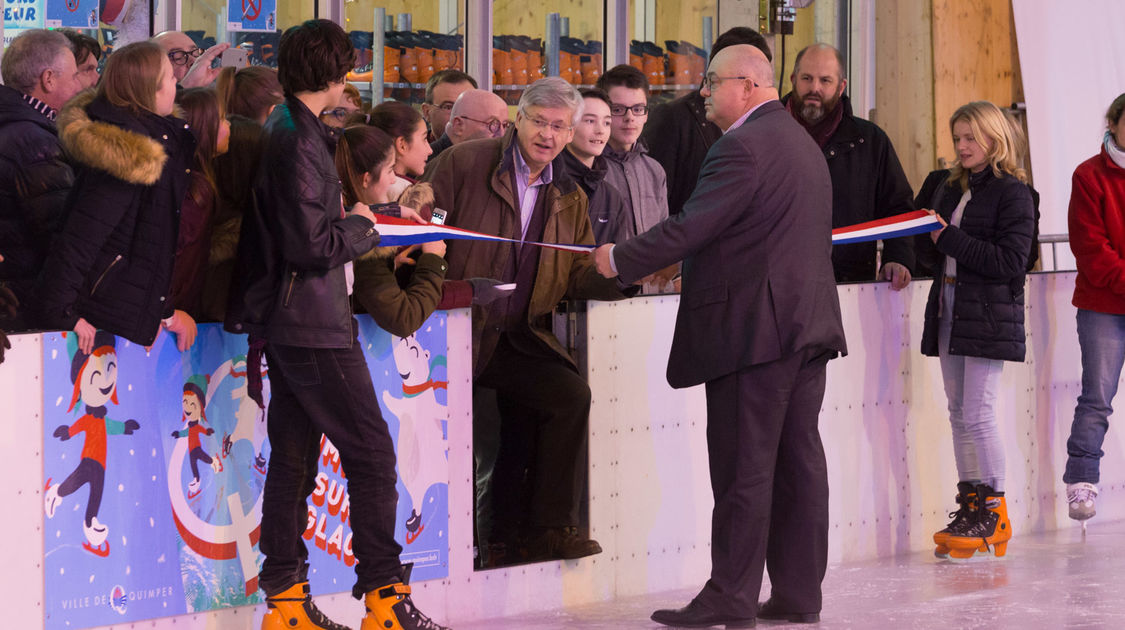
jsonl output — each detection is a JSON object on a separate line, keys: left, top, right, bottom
{"left": 0, "top": 85, "right": 74, "bottom": 326}
{"left": 226, "top": 96, "right": 379, "bottom": 347}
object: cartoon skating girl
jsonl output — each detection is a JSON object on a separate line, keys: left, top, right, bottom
{"left": 44, "top": 331, "right": 140, "bottom": 557}
{"left": 171, "top": 376, "right": 222, "bottom": 498}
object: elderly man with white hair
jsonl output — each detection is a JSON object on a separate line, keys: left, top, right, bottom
{"left": 0, "top": 29, "right": 83, "bottom": 330}
{"left": 424, "top": 77, "right": 630, "bottom": 565}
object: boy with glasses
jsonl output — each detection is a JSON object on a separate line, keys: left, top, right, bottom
{"left": 596, "top": 64, "right": 674, "bottom": 292}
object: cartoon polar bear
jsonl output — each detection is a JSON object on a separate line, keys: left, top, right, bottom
{"left": 383, "top": 334, "right": 448, "bottom": 544}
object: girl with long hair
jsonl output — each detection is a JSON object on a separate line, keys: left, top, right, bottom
{"left": 916, "top": 101, "right": 1036, "bottom": 559}
{"left": 364, "top": 100, "right": 432, "bottom": 200}
{"left": 38, "top": 41, "right": 197, "bottom": 353}
{"left": 173, "top": 87, "right": 229, "bottom": 320}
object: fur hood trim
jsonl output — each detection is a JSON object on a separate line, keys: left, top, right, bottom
{"left": 58, "top": 91, "right": 168, "bottom": 186}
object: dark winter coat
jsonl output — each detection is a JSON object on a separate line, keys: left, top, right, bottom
{"left": 559, "top": 148, "right": 631, "bottom": 245}
{"left": 0, "top": 85, "right": 74, "bottom": 326}
{"left": 917, "top": 169, "right": 1035, "bottom": 362}
{"left": 640, "top": 91, "right": 721, "bottom": 217}
{"left": 781, "top": 93, "right": 916, "bottom": 282}
{"left": 225, "top": 96, "right": 379, "bottom": 347}
{"left": 37, "top": 92, "right": 196, "bottom": 345}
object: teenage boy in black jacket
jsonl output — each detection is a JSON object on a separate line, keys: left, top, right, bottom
{"left": 227, "top": 19, "right": 449, "bottom": 630}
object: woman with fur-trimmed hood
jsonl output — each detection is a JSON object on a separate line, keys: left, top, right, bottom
{"left": 38, "top": 42, "right": 196, "bottom": 353}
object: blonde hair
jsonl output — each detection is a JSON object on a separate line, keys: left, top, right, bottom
{"left": 948, "top": 101, "right": 1027, "bottom": 191}
{"left": 97, "top": 41, "right": 165, "bottom": 114}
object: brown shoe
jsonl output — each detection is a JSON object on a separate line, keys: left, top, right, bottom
{"left": 525, "top": 526, "right": 602, "bottom": 560}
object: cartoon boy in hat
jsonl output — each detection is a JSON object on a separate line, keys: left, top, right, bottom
{"left": 172, "top": 375, "right": 222, "bottom": 498}
{"left": 44, "top": 330, "right": 140, "bottom": 556}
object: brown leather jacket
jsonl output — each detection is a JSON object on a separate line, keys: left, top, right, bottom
{"left": 423, "top": 128, "right": 626, "bottom": 372}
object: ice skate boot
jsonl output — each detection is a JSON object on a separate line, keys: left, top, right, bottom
{"left": 261, "top": 582, "right": 352, "bottom": 630}
{"left": 44, "top": 481, "right": 61, "bottom": 518}
{"left": 1066, "top": 482, "right": 1098, "bottom": 521}
{"left": 946, "top": 484, "right": 1011, "bottom": 558}
{"left": 83, "top": 516, "right": 110, "bottom": 556}
{"left": 934, "top": 481, "right": 977, "bottom": 558}
{"left": 361, "top": 564, "right": 449, "bottom": 630}
{"left": 187, "top": 477, "right": 201, "bottom": 499}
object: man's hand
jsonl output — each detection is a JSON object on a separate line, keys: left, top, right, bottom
{"left": 164, "top": 310, "right": 198, "bottom": 352}
{"left": 925, "top": 209, "right": 948, "bottom": 244}
{"left": 180, "top": 43, "right": 231, "bottom": 88}
{"left": 74, "top": 317, "right": 96, "bottom": 354}
{"left": 593, "top": 244, "right": 618, "bottom": 278}
{"left": 881, "top": 262, "right": 912, "bottom": 291}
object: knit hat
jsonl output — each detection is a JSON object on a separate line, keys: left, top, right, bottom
{"left": 69, "top": 330, "right": 117, "bottom": 383}
{"left": 183, "top": 374, "right": 208, "bottom": 409}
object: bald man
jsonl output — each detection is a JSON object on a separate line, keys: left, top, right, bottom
{"left": 428, "top": 88, "right": 511, "bottom": 159}
{"left": 595, "top": 44, "right": 846, "bottom": 627}
{"left": 152, "top": 31, "right": 230, "bottom": 88}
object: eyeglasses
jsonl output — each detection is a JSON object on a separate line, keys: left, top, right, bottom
{"left": 459, "top": 115, "right": 511, "bottom": 135}
{"left": 320, "top": 107, "right": 352, "bottom": 121}
{"left": 610, "top": 104, "right": 649, "bottom": 117}
{"left": 524, "top": 116, "right": 571, "bottom": 136}
{"left": 167, "top": 47, "right": 204, "bottom": 66}
{"left": 701, "top": 75, "right": 756, "bottom": 91}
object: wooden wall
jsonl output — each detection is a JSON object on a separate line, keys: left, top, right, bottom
{"left": 875, "top": 0, "right": 935, "bottom": 193}
{"left": 931, "top": 0, "right": 1024, "bottom": 170}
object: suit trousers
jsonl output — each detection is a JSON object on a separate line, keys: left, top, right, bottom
{"left": 475, "top": 333, "right": 591, "bottom": 535}
{"left": 695, "top": 347, "right": 831, "bottom": 617}
{"left": 258, "top": 323, "right": 403, "bottom": 599}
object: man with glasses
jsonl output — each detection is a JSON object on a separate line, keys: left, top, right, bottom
{"left": 423, "top": 77, "right": 629, "bottom": 565}
{"left": 432, "top": 88, "right": 510, "bottom": 159}
{"left": 594, "top": 44, "right": 846, "bottom": 627}
{"left": 423, "top": 69, "right": 477, "bottom": 150}
{"left": 152, "top": 31, "right": 230, "bottom": 89}
{"left": 596, "top": 64, "right": 673, "bottom": 292}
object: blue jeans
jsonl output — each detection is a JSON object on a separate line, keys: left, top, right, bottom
{"left": 938, "top": 284, "right": 1006, "bottom": 491}
{"left": 1065, "top": 309, "right": 1125, "bottom": 484}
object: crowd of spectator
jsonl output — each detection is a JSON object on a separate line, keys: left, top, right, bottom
{"left": 1, "top": 17, "right": 1122, "bottom": 629}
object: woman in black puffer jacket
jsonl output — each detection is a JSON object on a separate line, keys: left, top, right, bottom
{"left": 38, "top": 42, "right": 196, "bottom": 353}
{"left": 916, "top": 101, "right": 1035, "bottom": 560}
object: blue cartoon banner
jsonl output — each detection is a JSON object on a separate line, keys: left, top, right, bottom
{"left": 44, "top": 0, "right": 97, "bottom": 28}
{"left": 43, "top": 315, "right": 451, "bottom": 630}
{"left": 227, "top": 0, "right": 276, "bottom": 32}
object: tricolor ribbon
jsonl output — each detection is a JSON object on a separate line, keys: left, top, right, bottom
{"left": 372, "top": 216, "right": 596, "bottom": 252}
{"left": 831, "top": 210, "right": 942, "bottom": 245}
{"left": 373, "top": 210, "right": 940, "bottom": 251}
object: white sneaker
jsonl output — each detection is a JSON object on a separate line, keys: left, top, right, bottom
{"left": 1066, "top": 482, "right": 1098, "bottom": 521}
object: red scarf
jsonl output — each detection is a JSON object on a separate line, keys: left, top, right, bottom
{"left": 786, "top": 95, "right": 845, "bottom": 149}
{"left": 402, "top": 379, "right": 449, "bottom": 397}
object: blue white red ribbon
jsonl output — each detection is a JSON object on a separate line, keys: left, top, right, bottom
{"left": 372, "top": 216, "right": 597, "bottom": 252}
{"left": 831, "top": 210, "right": 942, "bottom": 245}
{"left": 372, "top": 210, "right": 940, "bottom": 251}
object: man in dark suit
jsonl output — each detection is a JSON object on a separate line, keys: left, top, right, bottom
{"left": 594, "top": 44, "right": 848, "bottom": 627}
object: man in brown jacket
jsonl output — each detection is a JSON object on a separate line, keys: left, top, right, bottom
{"left": 424, "top": 77, "right": 627, "bottom": 563}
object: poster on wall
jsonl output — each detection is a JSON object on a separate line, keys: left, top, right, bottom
{"left": 3, "top": 0, "right": 45, "bottom": 47}
{"left": 227, "top": 0, "right": 277, "bottom": 32}
{"left": 42, "top": 316, "right": 451, "bottom": 630}
{"left": 44, "top": 0, "right": 97, "bottom": 28}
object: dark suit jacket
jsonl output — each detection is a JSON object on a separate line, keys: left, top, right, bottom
{"left": 613, "top": 100, "right": 848, "bottom": 389}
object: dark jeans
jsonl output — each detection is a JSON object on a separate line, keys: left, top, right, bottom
{"left": 259, "top": 327, "right": 402, "bottom": 599}
{"left": 696, "top": 348, "right": 831, "bottom": 617}
{"left": 475, "top": 334, "right": 591, "bottom": 535}
{"left": 1065, "top": 308, "right": 1125, "bottom": 484}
